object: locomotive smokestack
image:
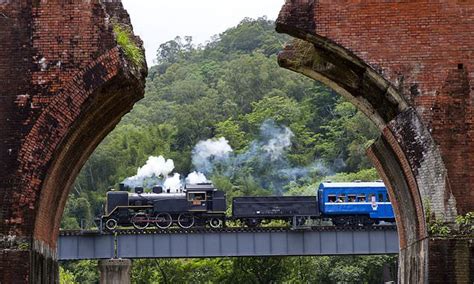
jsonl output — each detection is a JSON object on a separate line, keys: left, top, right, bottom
{"left": 119, "top": 183, "right": 126, "bottom": 191}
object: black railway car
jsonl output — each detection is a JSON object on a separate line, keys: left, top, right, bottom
{"left": 232, "top": 196, "right": 320, "bottom": 227}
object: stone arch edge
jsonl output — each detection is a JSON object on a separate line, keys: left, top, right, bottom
{"left": 275, "top": 23, "right": 458, "bottom": 283}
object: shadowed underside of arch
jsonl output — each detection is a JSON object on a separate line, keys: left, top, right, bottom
{"left": 275, "top": 18, "right": 457, "bottom": 284}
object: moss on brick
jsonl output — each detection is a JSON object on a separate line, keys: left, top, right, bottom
{"left": 113, "top": 24, "right": 144, "bottom": 66}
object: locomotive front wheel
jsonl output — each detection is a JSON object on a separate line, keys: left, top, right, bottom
{"left": 131, "top": 213, "right": 149, "bottom": 230}
{"left": 209, "top": 218, "right": 222, "bottom": 228}
{"left": 155, "top": 213, "right": 172, "bottom": 229}
{"left": 177, "top": 213, "right": 194, "bottom": 229}
{"left": 105, "top": 218, "right": 118, "bottom": 231}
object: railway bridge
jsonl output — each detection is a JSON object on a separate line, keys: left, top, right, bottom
{"left": 58, "top": 226, "right": 398, "bottom": 283}
{"left": 57, "top": 226, "right": 399, "bottom": 260}
{"left": 0, "top": 0, "right": 473, "bottom": 283}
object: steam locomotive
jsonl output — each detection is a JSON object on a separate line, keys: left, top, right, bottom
{"left": 99, "top": 182, "right": 395, "bottom": 231}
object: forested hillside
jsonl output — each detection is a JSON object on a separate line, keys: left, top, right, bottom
{"left": 60, "top": 17, "right": 395, "bottom": 283}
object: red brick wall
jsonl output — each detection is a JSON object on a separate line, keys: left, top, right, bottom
{"left": 428, "top": 237, "right": 473, "bottom": 284}
{"left": 277, "top": 1, "right": 473, "bottom": 282}
{"left": 311, "top": 1, "right": 474, "bottom": 215}
{"left": 0, "top": 1, "right": 146, "bottom": 282}
{"left": 0, "top": 0, "right": 114, "bottom": 237}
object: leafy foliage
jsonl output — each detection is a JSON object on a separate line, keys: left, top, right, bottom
{"left": 425, "top": 199, "right": 451, "bottom": 236}
{"left": 455, "top": 212, "right": 474, "bottom": 235}
{"left": 114, "top": 24, "right": 144, "bottom": 66}
{"left": 61, "top": 17, "right": 392, "bottom": 282}
{"left": 59, "top": 267, "right": 77, "bottom": 284}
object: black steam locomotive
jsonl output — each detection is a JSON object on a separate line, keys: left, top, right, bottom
{"left": 99, "top": 183, "right": 319, "bottom": 231}
{"left": 101, "top": 183, "right": 226, "bottom": 230}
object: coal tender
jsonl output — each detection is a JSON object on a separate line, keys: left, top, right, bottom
{"left": 232, "top": 196, "right": 320, "bottom": 227}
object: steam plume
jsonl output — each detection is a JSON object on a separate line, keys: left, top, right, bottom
{"left": 192, "top": 137, "right": 233, "bottom": 174}
{"left": 123, "top": 156, "right": 175, "bottom": 188}
{"left": 186, "top": 171, "right": 208, "bottom": 184}
{"left": 190, "top": 120, "right": 310, "bottom": 194}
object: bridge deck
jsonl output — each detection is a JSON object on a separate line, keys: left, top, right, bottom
{"left": 58, "top": 226, "right": 399, "bottom": 260}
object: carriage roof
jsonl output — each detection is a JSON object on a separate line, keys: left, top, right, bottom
{"left": 319, "top": 182, "right": 386, "bottom": 189}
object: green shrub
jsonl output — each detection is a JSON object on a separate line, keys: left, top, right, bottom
{"left": 425, "top": 199, "right": 451, "bottom": 237}
{"left": 113, "top": 24, "right": 144, "bottom": 66}
{"left": 455, "top": 212, "right": 474, "bottom": 235}
{"left": 428, "top": 218, "right": 451, "bottom": 236}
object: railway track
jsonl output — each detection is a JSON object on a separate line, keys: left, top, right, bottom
{"left": 59, "top": 224, "right": 398, "bottom": 236}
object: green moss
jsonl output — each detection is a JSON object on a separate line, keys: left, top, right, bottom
{"left": 113, "top": 24, "right": 144, "bottom": 66}
{"left": 18, "top": 241, "right": 29, "bottom": 250}
{"left": 283, "top": 39, "right": 316, "bottom": 69}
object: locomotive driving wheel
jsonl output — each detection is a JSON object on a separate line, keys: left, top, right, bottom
{"left": 244, "top": 218, "right": 261, "bottom": 228}
{"left": 155, "top": 213, "right": 172, "bottom": 229}
{"left": 177, "top": 213, "right": 195, "bottom": 229}
{"left": 131, "top": 213, "right": 149, "bottom": 230}
{"left": 209, "top": 217, "right": 222, "bottom": 228}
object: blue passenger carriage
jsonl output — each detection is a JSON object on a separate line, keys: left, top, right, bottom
{"left": 318, "top": 182, "right": 395, "bottom": 226}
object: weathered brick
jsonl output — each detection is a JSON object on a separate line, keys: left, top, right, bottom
{"left": 276, "top": 1, "right": 473, "bottom": 283}
{"left": 0, "top": 1, "right": 146, "bottom": 282}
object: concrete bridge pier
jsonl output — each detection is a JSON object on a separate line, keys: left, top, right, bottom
{"left": 99, "top": 259, "right": 132, "bottom": 284}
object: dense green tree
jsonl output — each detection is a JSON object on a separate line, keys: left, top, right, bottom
{"left": 59, "top": 267, "right": 78, "bottom": 284}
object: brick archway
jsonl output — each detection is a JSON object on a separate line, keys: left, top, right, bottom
{"left": 275, "top": 1, "right": 473, "bottom": 283}
{"left": 0, "top": 1, "right": 146, "bottom": 282}
{"left": 276, "top": 32, "right": 442, "bottom": 284}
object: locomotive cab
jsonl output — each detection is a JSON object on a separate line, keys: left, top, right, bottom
{"left": 185, "top": 183, "right": 226, "bottom": 213}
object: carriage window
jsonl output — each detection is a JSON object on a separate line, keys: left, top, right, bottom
{"left": 368, "top": 193, "right": 376, "bottom": 202}
{"left": 357, "top": 194, "right": 366, "bottom": 202}
{"left": 188, "top": 192, "right": 206, "bottom": 202}
{"left": 328, "top": 195, "right": 336, "bottom": 202}
{"left": 337, "top": 194, "right": 346, "bottom": 203}
{"left": 378, "top": 193, "right": 384, "bottom": 202}
{"left": 348, "top": 194, "right": 356, "bottom": 202}
{"left": 386, "top": 194, "right": 390, "bottom": 202}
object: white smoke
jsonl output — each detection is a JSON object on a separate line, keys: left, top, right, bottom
{"left": 261, "top": 123, "right": 294, "bottom": 161}
{"left": 163, "top": 173, "right": 182, "bottom": 192}
{"left": 189, "top": 119, "right": 332, "bottom": 194}
{"left": 186, "top": 171, "right": 208, "bottom": 184}
{"left": 123, "top": 155, "right": 175, "bottom": 188}
{"left": 192, "top": 137, "right": 233, "bottom": 173}
{"left": 122, "top": 120, "right": 331, "bottom": 195}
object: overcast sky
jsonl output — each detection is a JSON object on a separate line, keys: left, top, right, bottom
{"left": 121, "top": 0, "right": 285, "bottom": 66}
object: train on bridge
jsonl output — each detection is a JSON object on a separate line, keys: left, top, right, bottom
{"left": 99, "top": 182, "right": 395, "bottom": 231}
